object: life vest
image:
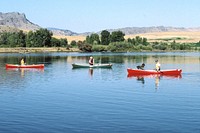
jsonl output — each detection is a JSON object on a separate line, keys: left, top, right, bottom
{"left": 89, "top": 58, "right": 94, "bottom": 65}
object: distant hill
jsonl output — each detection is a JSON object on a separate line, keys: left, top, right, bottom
{"left": 98, "top": 26, "right": 200, "bottom": 35}
{"left": 80, "top": 26, "right": 200, "bottom": 36}
{"left": 1, "top": 12, "right": 200, "bottom": 39}
{"left": 103, "top": 26, "right": 187, "bottom": 35}
{"left": 47, "top": 27, "right": 78, "bottom": 36}
{"left": 0, "top": 12, "right": 40, "bottom": 31}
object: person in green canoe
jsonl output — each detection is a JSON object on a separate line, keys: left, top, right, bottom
{"left": 89, "top": 56, "right": 94, "bottom": 65}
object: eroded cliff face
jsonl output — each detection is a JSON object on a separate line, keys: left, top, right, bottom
{"left": 0, "top": 12, "right": 40, "bottom": 31}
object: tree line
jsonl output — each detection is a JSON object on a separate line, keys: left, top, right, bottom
{"left": 0, "top": 28, "right": 68, "bottom": 48}
{"left": 78, "top": 30, "right": 197, "bottom": 52}
{"left": 0, "top": 28, "right": 198, "bottom": 52}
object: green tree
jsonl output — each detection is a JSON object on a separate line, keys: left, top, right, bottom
{"left": 17, "top": 30, "right": 26, "bottom": 47}
{"left": 110, "top": 31, "right": 125, "bottom": 42}
{"left": 132, "top": 38, "right": 136, "bottom": 45}
{"left": 37, "top": 28, "right": 53, "bottom": 47}
{"left": 86, "top": 33, "right": 100, "bottom": 44}
{"left": 101, "top": 30, "right": 110, "bottom": 45}
{"left": 60, "top": 38, "right": 68, "bottom": 47}
{"left": 127, "top": 38, "right": 132, "bottom": 43}
{"left": 142, "top": 37, "right": 148, "bottom": 46}
{"left": 0, "top": 32, "right": 8, "bottom": 46}
{"left": 86, "top": 35, "right": 92, "bottom": 44}
{"left": 51, "top": 37, "right": 61, "bottom": 47}
{"left": 70, "top": 40, "right": 77, "bottom": 47}
{"left": 135, "top": 36, "right": 142, "bottom": 45}
{"left": 171, "top": 40, "right": 177, "bottom": 50}
{"left": 26, "top": 28, "right": 53, "bottom": 47}
{"left": 0, "top": 31, "right": 26, "bottom": 47}
{"left": 7, "top": 32, "right": 18, "bottom": 47}
{"left": 26, "top": 31, "right": 35, "bottom": 47}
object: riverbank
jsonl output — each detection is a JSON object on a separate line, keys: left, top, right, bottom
{"left": 0, "top": 47, "right": 81, "bottom": 53}
{"left": 0, "top": 47, "right": 198, "bottom": 53}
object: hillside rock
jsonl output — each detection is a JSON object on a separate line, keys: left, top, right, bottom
{"left": 0, "top": 12, "right": 40, "bottom": 31}
{"left": 47, "top": 28, "right": 78, "bottom": 36}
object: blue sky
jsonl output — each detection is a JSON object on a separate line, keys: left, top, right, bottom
{"left": 1, "top": 0, "right": 200, "bottom": 33}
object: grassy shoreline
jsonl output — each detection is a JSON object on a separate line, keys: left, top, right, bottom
{"left": 0, "top": 47, "right": 198, "bottom": 53}
{"left": 0, "top": 47, "right": 81, "bottom": 53}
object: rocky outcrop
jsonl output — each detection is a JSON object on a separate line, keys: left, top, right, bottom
{"left": 0, "top": 12, "right": 40, "bottom": 31}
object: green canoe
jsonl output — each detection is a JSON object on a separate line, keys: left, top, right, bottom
{"left": 72, "top": 63, "right": 112, "bottom": 68}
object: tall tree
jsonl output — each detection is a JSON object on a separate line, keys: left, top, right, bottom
{"left": 26, "top": 31, "right": 35, "bottom": 47}
{"left": 26, "top": 28, "right": 53, "bottom": 47}
{"left": 51, "top": 37, "right": 61, "bottom": 47}
{"left": 135, "top": 36, "right": 142, "bottom": 45}
{"left": 36, "top": 28, "right": 53, "bottom": 47}
{"left": 110, "top": 31, "right": 125, "bottom": 42}
{"left": 17, "top": 30, "right": 26, "bottom": 47}
{"left": 70, "top": 40, "right": 77, "bottom": 47}
{"left": 90, "top": 33, "right": 100, "bottom": 44}
{"left": 86, "top": 35, "right": 92, "bottom": 44}
{"left": 0, "top": 32, "right": 8, "bottom": 46}
{"left": 142, "top": 37, "right": 148, "bottom": 46}
{"left": 101, "top": 30, "right": 110, "bottom": 45}
{"left": 86, "top": 33, "right": 100, "bottom": 44}
{"left": 60, "top": 38, "right": 68, "bottom": 47}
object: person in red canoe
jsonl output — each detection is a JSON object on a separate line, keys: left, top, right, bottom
{"left": 89, "top": 56, "right": 94, "bottom": 65}
{"left": 155, "top": 60, "right": 161, "bottom": 71}
{"left": 20, "top": 58, "right": 26, "bottom": 65}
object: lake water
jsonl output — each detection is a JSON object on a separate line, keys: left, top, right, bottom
{"left": 0, "top": 52, "right": 199, "bottom": 133}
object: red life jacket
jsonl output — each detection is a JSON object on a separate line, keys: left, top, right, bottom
{"left": 89, "top": 58, "right": 94, "bottom": 65}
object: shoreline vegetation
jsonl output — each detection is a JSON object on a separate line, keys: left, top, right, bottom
{"left": 0, "top": 47, "right": 198, "bottom": 53}
{"left": 0, "top": 47, "right": 81, "bottom": 53}
{"left": 0, "top": 28, "right": 200, "bottom": 53}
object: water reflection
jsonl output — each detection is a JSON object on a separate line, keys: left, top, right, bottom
{"left": 128, "top": 74, "right": 182, "bottom": 89}
{"left": 155, "top": 75, "right": 160, "bottom": 88}
{"left": 6, "top": 68, "right": 44, "bottom": 78}
{"left": 89, "top": 68, "right": 93, "bottom": 77}
{"left": 72, "top": 67, "right": 113, "bottom": 80}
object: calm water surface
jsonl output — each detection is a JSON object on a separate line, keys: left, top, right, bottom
{"left": 0, "top": 52, "right": 199, "bottom": 133}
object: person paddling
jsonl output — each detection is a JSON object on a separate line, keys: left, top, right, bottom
{"left": 20, "top": 58, "right": 25, "bottom": 65}
{"left": 89, "top": 56, "right": 94, "bottom": 65}
{"left": 155, "top": 60, "right": 161, "bottom": 71}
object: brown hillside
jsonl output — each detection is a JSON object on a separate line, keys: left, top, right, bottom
{"left": 125, "top": 31, "right": 200, "bottom": 43}
{"left": 53, "top": 35, "right": 86, "bottom": 43}
{"left": 55, "top": 31, "right": 200, "bottom": 43}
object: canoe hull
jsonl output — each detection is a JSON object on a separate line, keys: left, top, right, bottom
{"left": 72, "top": 63, "right": 112, "bottom": 68}
{"left": 127, "top": 68, "right": 182, "bottom": 75}
{"left": 6, "top": 64, "right": 44, "bottom": 69}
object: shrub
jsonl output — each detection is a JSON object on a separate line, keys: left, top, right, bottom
{"left": 92, "top": 45, "right": 107, "bottom": 52}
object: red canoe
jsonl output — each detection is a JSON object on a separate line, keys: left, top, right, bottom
{"left": 6, "top": 64, "right": 44, "bottom": 69}
{"left": 127, "top": 68, "right": 182, "bottom": 75}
